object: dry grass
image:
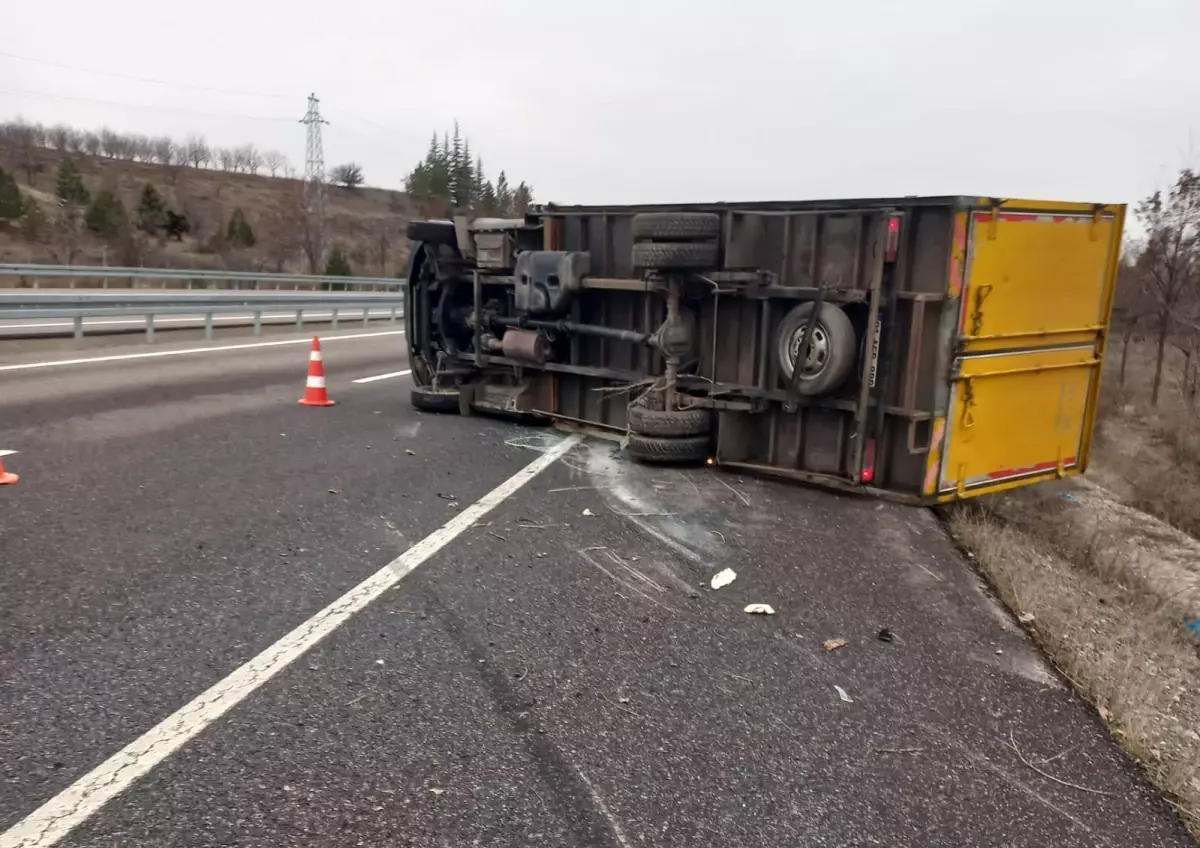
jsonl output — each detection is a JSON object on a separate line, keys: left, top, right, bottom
{"left": 946, "top": 341, "right": 1200, "bottom": 836}
{"left": 948, "top": 500, "right": 1200, "bottom": 835}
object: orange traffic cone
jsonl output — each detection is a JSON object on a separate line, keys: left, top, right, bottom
{"left": 298, "top": 336, "right": 336, "bottom": 407}
{"left": 0, "top": 450, "right": 19, "bottom": 486}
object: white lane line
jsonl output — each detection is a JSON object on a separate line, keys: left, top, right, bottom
{"left": 0, "top": 330, "right": 404, "bottom": 373}
{"left": 0, "top": 311, "right": 388, "bottom": 330}
{"left": 0, "top": 433, "right": 584, "bottom": 848}
{"left": 352, "top": 369, "right": 412, "bottom": 384}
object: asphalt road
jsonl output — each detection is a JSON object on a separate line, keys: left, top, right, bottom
{"left": 0, "top": 327, "right": 1192, "bottom": 847}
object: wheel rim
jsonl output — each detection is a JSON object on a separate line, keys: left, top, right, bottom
{"left": 785, "top": 323, "right": 830, "bottom": 378}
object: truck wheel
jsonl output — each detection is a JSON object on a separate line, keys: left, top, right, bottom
{"left": 411, "top": 386, "right": 460, "bottom": 413}
{"left": 632, "top": 241, "right": 718, "bottom": 270}
{"left": 625, "top": 434, "right": 711, "bottom": 465}
{"left": 631, "top": 212, "right": 720, "bottom": 241}
{"left": 776, "top": 302, "right": 857, "bottom": 396}
{"left": 406, "top": 220, "right": 458, "bottom": 247}
{"left": 628, "top": 405, "right": 711, "bottom": 437}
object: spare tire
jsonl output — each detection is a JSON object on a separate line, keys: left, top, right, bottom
{"left": 406, "top": 220, "right": 458, "bottom": 247}
{"left": 627, "top": 405, "right": 711, "bottom": 437}
{"left": 632, "top": 241, "right": 718, "bottom": 270}
{"left": 776, "top": 302, "right": 857, "bottom": 396}
{"left": 411, "top": 386, "right": 460, "bottom": 413}
{"left": 631, "top": 212, "right": 720, "bottom": 241}
{"left": 625, "top": 434, "right": 711, "bottom": 466}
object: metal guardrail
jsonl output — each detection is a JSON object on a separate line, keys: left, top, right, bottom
{"left": 0, "top": 263, "right": 404, "bottom": 292}
{"left": 0, "top": 291, "right": 405, "bottom": 343}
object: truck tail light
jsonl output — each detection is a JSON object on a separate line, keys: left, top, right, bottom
{"left": 886, "top": 216, "right": 901, "bottom": 263}
{"left": 861, "top": 440, "right": 877, "bottom": 484}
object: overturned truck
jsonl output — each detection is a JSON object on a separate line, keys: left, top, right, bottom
{"left": 404, "top": 196, "right": 1125, "bottom": 504}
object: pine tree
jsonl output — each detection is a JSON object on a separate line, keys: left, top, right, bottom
{"left": 495, "top": 171, "right": 511, "bottom": 215}
{"left": 325, "top": 246, "right": 352, "bottom": 277}
{"left": 0, "top": 167, "right": 22, "bottom": 221}
{"left": 511, "top": 182, "right": 534, "bottom": 215}
{"left": 85, "top": 189, "right": 129, "bottom": 240}
{"left": 226, "top": 207, "right": 256, "bottom": 248}
{"left": 136, "top": 183, "right": 168, "bottom": 234}
{"left": 54, "top": 158, "right": 90, "bottom": 207}
{"left": 448, "top": 122, "right": 464, "bottom": 206}
{"left": 475, "top": 157, "right": 497, "bottom": 216}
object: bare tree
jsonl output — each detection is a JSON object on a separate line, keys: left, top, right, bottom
{"left": 151, "top": 136, "right": 176, "bottom": 165}
{"left": 1134, "top": 168, "right": 1200, "bottom": 406}
{"left": 330, "top": 162, "right": 365, "bottom": 189}
{"left": 47, "top": 125, "right": 71, "bottom": 151}
{"left": 82, "top": 132, "right": 102, "bottom": 157}
{"left": 217, "top": 147, "right": 236, "bottom": 172}
{"left": 65, "top": 129, "right": 85, "bottom": 154}
{"left": 240, "top": 144, "right": 262, "bottom": 175}
{"left": 98, "top": 127, "right": 120, "bottom": 158}
{"left": 263, "top": 149, "right": 287, "bottom": 177}
{"left": 184, "top": 135, "right": 211, "bottom": 169}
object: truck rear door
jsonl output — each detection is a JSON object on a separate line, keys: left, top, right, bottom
{"left": 931, "top": 201, "right": 1125, "bottom": 499}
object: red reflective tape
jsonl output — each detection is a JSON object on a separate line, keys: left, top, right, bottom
{"left": 985, "top": 458, "right": 1076, "bottom": 481}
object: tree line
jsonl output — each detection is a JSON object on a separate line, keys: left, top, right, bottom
{"left": 0, "top": 118, "right": 295, "bottom": 179}
{"left": 1113, "top": 167, "right": 1200, "bottom": 408}
{"left": 403, "top": 123, "right": 533, "bottom": 218}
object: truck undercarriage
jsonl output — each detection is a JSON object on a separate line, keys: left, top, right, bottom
{"left": 403, "top": 197, "right": 1123, "bottom": 505}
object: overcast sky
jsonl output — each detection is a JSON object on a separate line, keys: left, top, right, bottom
{"left": 5, "top": 0, "right": 1198, "bottom": 206}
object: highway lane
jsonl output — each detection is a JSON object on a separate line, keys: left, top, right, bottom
{"left": 0, "top": 329, "right": 1192, "bottom": 847}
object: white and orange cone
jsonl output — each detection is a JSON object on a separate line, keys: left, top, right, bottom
{"left": 298, "top": 337, "right": 336, "bottom": 407}
{"left": 0, "top": 450, "right": 19, "bottom": 486}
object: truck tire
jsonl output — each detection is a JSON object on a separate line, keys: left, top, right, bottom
{"left": 631, "top": 212, "right": 720, "bottom": 241}
{"left": 406, "top": 220, "right": 458, "bottom": 247}
{"left": 625, "top": 433, "right": 711, "bottom": 465}
{"left": 628, "top": 405, "right": 711, "bottom": 437}
{"left": 776, "top": 302, "right": 857, "bottom": 396}
{"left": 411, "top": 386, "right": 460, "bottom": 413}
{"left": 632, "top": 241, "right": 718, "bottom": 270}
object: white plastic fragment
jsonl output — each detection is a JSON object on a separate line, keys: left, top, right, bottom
{"left": 582, "top": 508, "right": 595, "bottom": 516}
{"left": 711, "top": 568, "right": 737, "bottom": 590}
{"left": 744, "top": 603, "right": 775, "bottom": 615}
{"left": 835, "top": 685, "right": 853, "bottom": 703}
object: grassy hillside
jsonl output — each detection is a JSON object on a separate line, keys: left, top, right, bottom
{"left": 0, "top": 145, "right": 415, "bottom": 278}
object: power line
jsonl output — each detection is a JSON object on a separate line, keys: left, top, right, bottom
{"left": 0, "top": 50, "right": 292, "bottom": 100}
{"left": 0, "top": 87, "right": 297, "bottom": 123}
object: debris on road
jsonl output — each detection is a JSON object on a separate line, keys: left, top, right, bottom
{"left": 744, "top": 603, "right": 776, "bottom": 615}
{"left": 429, "top": 788, "right": 446, "bottom": 796}
{"left": 582, "top": 508, "right": 596, "bottom": 516}
{"left": 327, "top": 487, "right": 342, "bottom": 495}
{"left": 877, "top": 628, "right": 895, "bottom": 642}
{"left": 823, "top": 638, "right": 848, "bottom": 652}
{"left": 405, "top": 449, "right": 416, "bottom": 455}
{"left": 375, "top": 659, "right": 384, "bottom": 666}
{"left": 1018, "top": 612, "right": 1036, "bottom": 625}
{"left": 834, "top": 685, "right": 853, "bottom": 703}
{"left": 437, "top": 492, "right": 456, "bottom": 500}
{"left": 710, "top": 568, "right": 737, "bottom": 590}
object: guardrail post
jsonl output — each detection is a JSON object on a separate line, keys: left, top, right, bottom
{"left": 73, "top": 316, "right": 83, "bottom": 346}
{"left": 390, "top": 306, "right": 397, "bottom": 323}
{"left": 146, "top": 314, "right": 155, "bottom": 344}
{"left": 363, "top": 308, "right": 369, "bottom": 328}
{"left": 253, "top": 311, "right": 262, "bottom": 336}
{"left": 296, "top": 309, "right": 303, "bottom": 329}
{"left": 332, "top": 308, "right": 339, "bottom": 330}
{"left": 204, "top": 312, "right": 214, "bottom": 340}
